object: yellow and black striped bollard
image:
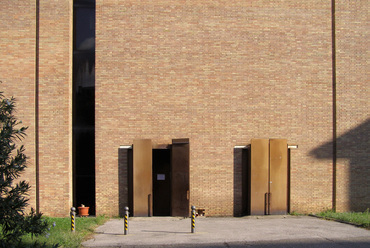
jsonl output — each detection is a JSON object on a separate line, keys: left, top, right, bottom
{"left": 124, "top": 206, "right": 129, "bottom": 235}
{"left": 71, "top": 207, "right": 76, "bottom": 232}
{"left": 191, "top": 206, "right": 196, "bottom": 233}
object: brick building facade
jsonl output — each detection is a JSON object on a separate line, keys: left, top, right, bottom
{"left": 0, "top": 0, "right": 368, "bottom": 217}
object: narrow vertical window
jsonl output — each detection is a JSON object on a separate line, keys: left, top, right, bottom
{"left": 73, "top": 0, "right": 96, "bottom": 215}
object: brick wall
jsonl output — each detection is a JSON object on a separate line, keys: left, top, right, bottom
{"left": 96, "top": 0, "right": 335, "bottom": 216}
{"left": 37, "top": 0, "right": 73, "bottom": 217}
{"left": 0, "top": 0, "right": 37, "bottom": 210}
{"left": 335, "top": 0, "right": 369, "bottom": 212}
{"left": 2, "top": 0, "right": 367, "bottom": 217}
{"left": 1, "top": 0, "right": 73, "bottom": 217}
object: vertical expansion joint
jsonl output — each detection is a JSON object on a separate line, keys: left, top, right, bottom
{"left": 331, "top": 0, "right": 337, "bottom": 212}
{"left": 35, "top": 0, "right": 40, "bottom": 214}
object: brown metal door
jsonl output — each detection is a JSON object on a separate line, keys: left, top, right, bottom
{"left": 133, "top": 139, "right": 152, "bottom": 216}
{"left": 250, "top": 139, "right": 269, "bottom": 215}
{"left": 171, "top": 139, "right": 190, "bottom": 217}
{"left": 269, "top": 139, "right": 288, "bottom": 214}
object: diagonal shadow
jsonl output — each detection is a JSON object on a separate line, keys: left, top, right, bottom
{"left": 309, "top": 118, "right": 370, "bottom": 211}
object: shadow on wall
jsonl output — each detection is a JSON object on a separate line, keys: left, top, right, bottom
{"left": 233, "top": 148, "right": 249, "bottom": 217}
{"left": 118, "top": 148, "right": 132, "bottom": 217}
{"left": 309, "top": 118, "right": 370, "bottom": 212}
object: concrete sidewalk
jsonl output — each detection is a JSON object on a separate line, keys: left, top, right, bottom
{"left": 82, "top": 215, "right": 370, "bottom": 248}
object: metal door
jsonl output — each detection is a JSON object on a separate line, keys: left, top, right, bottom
{"left": 249, "top": 138, "right": 288, "bottom": 215}
{"left": 269, "top": 139, "right": 288, "bottom": 214}
{"left": 250, "top": 139, "right": 269, "bottom": 215}
{"left": 132, "top": 139, "right": 152, "bottom": 216}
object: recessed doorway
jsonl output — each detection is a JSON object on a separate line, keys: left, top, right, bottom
{"left": 152, "top": 149, "right": 171, "bottom": 216}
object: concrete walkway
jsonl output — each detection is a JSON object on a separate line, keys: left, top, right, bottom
{"left": 82, "top": 215, "right": 370, "bottom": 248}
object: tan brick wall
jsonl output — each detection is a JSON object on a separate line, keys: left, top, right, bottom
{"left": 96, "top": 0, "right": 335, "bottom": 216}
{"left": 2, "top": 0, "right": 367, "bottom": 217}
{"left": 335, "top": 0, "right": 369, "bottom": 212}
{"left": 37, "top": 0, "right": 73, "bottom": 217}
{"left": 0, "top": 0, "right": 37, "bottom": 210}
{"left": 1, "top": 0, "right": 73, "bottom": 218}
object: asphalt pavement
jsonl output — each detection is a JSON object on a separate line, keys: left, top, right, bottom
{"left": 82, "top": 215, "right": 370, "bottom": 248}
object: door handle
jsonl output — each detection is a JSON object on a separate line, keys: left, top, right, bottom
{"left": 265, "top": 193, "right": 268, "bottom": 215}
{"left": 265, "top": 192, "right": 271, "bottom": 215}
{"left": 268, "top": 193, "right": 271, "bottom": 215}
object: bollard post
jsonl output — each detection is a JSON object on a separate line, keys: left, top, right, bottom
{"left": 71, "top": 207, "right": 76, "bottom": 232}
{"left": 191, "top": 206, "right": 196, "bottom": 233}
{"left": 124, "top": 206, "right": 129, "bottom": 235}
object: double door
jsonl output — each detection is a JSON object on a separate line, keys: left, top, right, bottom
{"left": 250, "top": 139, "right": 288, "bottom": 215}
{"left": 130, "top": 139, "right": 189, "bottom": 217}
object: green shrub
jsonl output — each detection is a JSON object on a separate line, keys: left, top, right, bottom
{"left": 0, "top": 92, "right": 50, "bottom": 247}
